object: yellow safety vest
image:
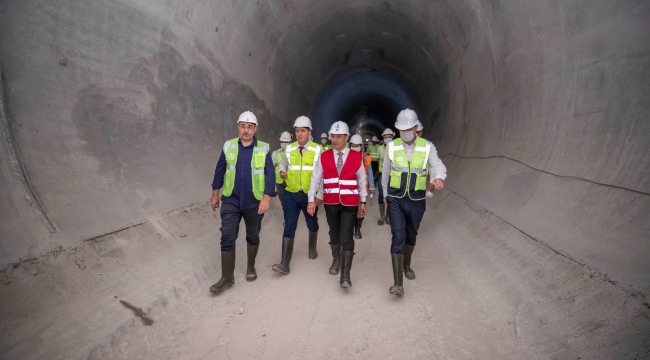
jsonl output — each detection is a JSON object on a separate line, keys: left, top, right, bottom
{"left": 386, "top": 138, "right": 430, "bottom": 201}
{"left": 222, "top": 138, "right": 269, "bottom": 200}
{"left": 272, "top": 149, "right": 284, "bottom": 185}
{"left": 367, "top": 144, "right": 379, "bottom": 161}
{"left": 285, "top": 141, "right": 322, "bottom": 193}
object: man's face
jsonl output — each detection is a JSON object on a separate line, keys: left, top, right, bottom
{"left": 350, "top": 144, "right": 362, "bottom": 152}
{"left": 238, "top": 122, "right": 257, "bottom": 141}
{"left": 417, "top": 131, "right": 423, "bottom": 137}
{"left": 372, "top": 141, "right": 378, "bottom": 145}
{"left": 383, "top": 135, "right": 393, "bottom": 143}
{"left": 331, "top": 134, "right": 349, "bottom": 151}
{"left": 321, "top": 137, "right": 328, "bottom": 144}
{"left": 295, "top": 127, "right": 311, "bottom": 145}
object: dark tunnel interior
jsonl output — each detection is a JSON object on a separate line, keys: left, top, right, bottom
{"left": 0, "top": 0, "right": 649, "bottom": 358}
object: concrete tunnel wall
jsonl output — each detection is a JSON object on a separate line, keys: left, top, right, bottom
{"left": 0, "top": 0, "right": 649, "bottom": 295}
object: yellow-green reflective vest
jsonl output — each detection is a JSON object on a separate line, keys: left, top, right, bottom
{"left": 222, "top": 138, "right": 269, "bottom": 201}
{"left": 325, "top": 144, "right": 332, "bottom": 150}
{"left": 285, "top": 141, "right": 322, "bottom": 193}
{"left": 378, "top": 144, "right": 386, "bottom": 173}
{"left": 367, "top": 144, "right": 379, "bottom": 161}
{"left": 386, "top": 138, "right": 430, "bottom": 201}
{"left": 273, "top": 149, "right": 284, "bottom": 185}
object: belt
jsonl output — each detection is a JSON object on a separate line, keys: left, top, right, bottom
{"left": 297, "top": 190, "right": 306, "bottom": 194}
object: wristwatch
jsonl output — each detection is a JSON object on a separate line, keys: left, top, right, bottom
{"left": 360, "top": 201, "right": 366, "bottom": 204}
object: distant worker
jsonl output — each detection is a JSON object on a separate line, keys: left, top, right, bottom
{"left": 416, "top": 120, "right": 424, "bottom": 138}
{"left": 320, "top": 133, "right": 332, "bottom": 150}
{"left": 272, "top": 116, "right": 323, "bottom": 275}
{"left": 382, "top": 109, "right": 446, "bottom": 296}
{"left": 273, "top": 131, "right": 293, "bottom": 207}
{"left": 308, "top": 121, "right": 367, "bottom": 287}
{"left": 349, "top": 135, "right": 375, "bottom": 239}
{"left": 209, "top": 111, "right": 276, "bottom": 294}
{"left": 376, "top": 128, "right": 395, "bottom": 225}
{"left": 367, "top": 136, "right": 380, "bottom": 177}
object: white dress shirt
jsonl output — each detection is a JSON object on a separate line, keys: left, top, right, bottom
{"left": 381, "top": 137, "right": 447, "bottom": 197}
{"left": 309, "top": 147, "right": 367, "bottom": 203}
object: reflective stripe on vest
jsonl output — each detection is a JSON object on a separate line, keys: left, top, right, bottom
{"left": 322, "top": 150, "right": 362, "bottom": 206}
{"left": 285, "top": 141, "right": 322, "bottom": 193}
{"left": 386, "top": 138, "right": 430, "bottom": 201}
{"left": 378, "top": 145, "right": 386, "bottom": 173}
{"left": 273, "top": 149, "right": 284, "bottom": 185}
{"left": 222, "top": 138, "right": 269, "bottom": 201}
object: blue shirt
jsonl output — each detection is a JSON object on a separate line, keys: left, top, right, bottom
{"left": 211, "top": 137, "right": 277, "bottom": 210}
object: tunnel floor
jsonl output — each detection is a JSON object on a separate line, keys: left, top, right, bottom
{"left": 1, "top": 190, "right": 649, "bottom": 359}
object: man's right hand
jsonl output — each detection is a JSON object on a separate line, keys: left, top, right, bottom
{"left": 210, "top": 191, "right": 220, "bottom": 211}
{"left": 307, "top": 202, "right": 316, "bottom": 216}
{"left": 279, "top": 170, "right": 288, "bottom": 180}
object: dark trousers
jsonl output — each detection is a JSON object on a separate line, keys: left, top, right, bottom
{"left": 220, "top": 201, "right": 264, "bottom": 252}
{"left": 282, "top": 191, "right": 319, "bottom": 239}
{"left": 324, "top": 204, "right": 358, "bottom": 252}
{"left": 386, "top": 196, "right": 426, "bottom": 254}
{"left": 277, "top": 182, "right": 287, "bottom": 208}
{"left": 375, "top": 172, "right": 384, "bottom": 205}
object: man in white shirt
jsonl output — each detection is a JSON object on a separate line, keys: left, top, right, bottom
{"left": 308, "top": 121, "right": 367, "bottom": 288}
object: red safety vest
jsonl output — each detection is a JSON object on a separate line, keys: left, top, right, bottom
{"left": 322, "top": 149, "right": 362, "bottom": 206}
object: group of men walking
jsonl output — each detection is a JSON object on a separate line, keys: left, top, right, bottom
{"left": 209, "top": 109, "right": 446, "bottom": 296}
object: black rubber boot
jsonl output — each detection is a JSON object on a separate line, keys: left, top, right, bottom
{"left": 404, "top": 244, "right": 416, "bottom": 280}
{"left": 385, "top": 205, "right": 390, "bottom": 226}
{"left": 378, "top": 204, "right": 385, "bottom": 225}
{"left": 272, "top": 237, "right": 294, "bottom": 275}
{"left": 246, "top": 243, "right": 259, "bottom": 282}
{"left": 389, "top": 254, "right": 404, "bottom": 296}
{"left": 340, "top": 251, "right": 355, "bottom": 287}
{"left": 308, "top": 231, "right": 318, "bottom": 259}
{"left": 209, "top": 250, "right": 236, "bottom": 293}
{"left": 354, "top": 218, "right": 363, "bottom": 239}
{"left": 329, "top": 244, "right": 341, "bottom": 275}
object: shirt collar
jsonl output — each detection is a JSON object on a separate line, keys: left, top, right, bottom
{"left": 238, "top": 136, "right": 257, "bottom": 148}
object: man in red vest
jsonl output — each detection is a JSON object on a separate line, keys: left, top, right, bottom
{"left": 308, "top": 121, "right": 367, "bottom": 287}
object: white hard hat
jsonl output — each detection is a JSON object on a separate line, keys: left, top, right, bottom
{"left": 329, "top": 121, "right": 349, "bottom": 135}
{"left": 320, "top": 133, "right": 328, "bottom": 139}
{"left": 279, "top": 131, "right": 292, "bottom": 141}
{"left": 293, "top": 116, "right": 312, "bottom": 130}
{"left": 416, "top": 120, "right": 423, "bottom": 131}
{"left": 238, "top": 111, "right": 258, "bottom": 125}
{"left": 395, "top": 109, "right": 418, "bottom": 130}
{"left": 382, "top": 128, "right": 395, "bottom": 136}
{"left": 371, "top": 136, "right": 379, "bottom": 142}
{"left": 350, "top": 135, "right": 363, "bottom": 145}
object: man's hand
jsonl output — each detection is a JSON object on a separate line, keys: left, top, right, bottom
{"left": 358, "top": 204, "right": 367, "bottom": 218}
{"left": 258, "top": 195, "right": 271, "bottom": 215}
{"left": 210, "top": 190, "right": 220, "bottom": 211}
{"left": 431, "top": 178, "right": 444, "bottom": 191}
{"left": 307, "top": 202, "right": 317, "bottom": 216}
{"left": 315, "top": 198, "right": 324, "bottom": 206}
{"left": 279, "top": 170, "right": 288, "bottom": 180}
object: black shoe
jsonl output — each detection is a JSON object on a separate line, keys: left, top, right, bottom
{"left": 329, "top": 244, "right": 341, "bottom": 275}
{"left": 354, "top": 218, "right": 363, "bottom": 239}
{"left": 272, "top": 237, "right": 294, "bottom": 275}
{"left": 308, "top": 231, "right": 318, "bottom": 259}
{"left": 378, "top": 204, "right": 385, "bottom": 225}
{"left": 389, "top": 254, "right": 404, "bottom": 296}
{"left": 404, "top": 244, "right": 416, "bottom": 280}
{"left": 340, "top": 251, "right": 355, "bottom": 287}
{"left": 210, "top": 250, "right": 236, "bottom": 293}
{"left": 246, "top": 244, "right": 259, "bottom": 282}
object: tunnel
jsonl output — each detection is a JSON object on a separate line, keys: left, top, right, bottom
{"left": 0, "top": 0, "right": 649, "bottom": 358}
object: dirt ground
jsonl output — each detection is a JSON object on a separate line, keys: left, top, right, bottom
{"left": 1, "top": 189, "right": 649, "bottom": 359}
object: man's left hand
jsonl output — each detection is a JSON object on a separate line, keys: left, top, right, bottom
{"left": 358, "top": 204, "right": 367, "bottom": 218}
{"left": 428, "top": 178, "right": 444, "bottom": 192}
{"left": 258, "top": 195, "right": 270, "bottom": 215}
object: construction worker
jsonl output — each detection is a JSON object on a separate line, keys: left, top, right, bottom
{"left": 209, "top": 111, "right": 276, "bottom": 294}
{"left": 272, "top": 131, "right": 293, "bottom": 207}
{"left": 367, "top": 136, "right": 380, "bottom": 177}
{"left": 308, "top": 121, "right": 367, "bottom": 287}
{"left": 382, "top": 109, "right": 446, "bottom": 296}
{"left": 272, "top": 116, "right": 323, "bottom": 275}
{"left": 320, "top": 133, "right": 332, "bottom": 150}
{"left": 376, "top": 128, "right": 395, "bottom": 226}
{"left": 349, "top": 135, "right": 375, "bottom": 239}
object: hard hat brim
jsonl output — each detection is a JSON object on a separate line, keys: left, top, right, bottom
{"left": 395, "top": 123, "right": 417, "bottom": 131}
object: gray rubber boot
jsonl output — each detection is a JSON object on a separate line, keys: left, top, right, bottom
{"left": 246, "top": 243, "right": 259, "bottom": 282}
{"left": 389, "top": 254, "right": 404, "bottom": 296}
{"left": 308, "top": 231, "right": 318, "bottom": 259}
{"left": 378, "top": 204, "right": 385, "bottom": 225}
{"left": 329, "top": 244, "right": 341, "bottom": 275}
{"left": 272, "top": 237, "right": 294, "bottom": 275}
{"left": 340, "top": 251, "right": 355, "bottom": 287}
{"left": 209, "top": 250, "right": 236, "bottom": 293}
{"left": 404, "top": 244, "right": 416, "bottom": 280}
{"left": 354, "top": 218, "right": 363, "bottom": 239}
